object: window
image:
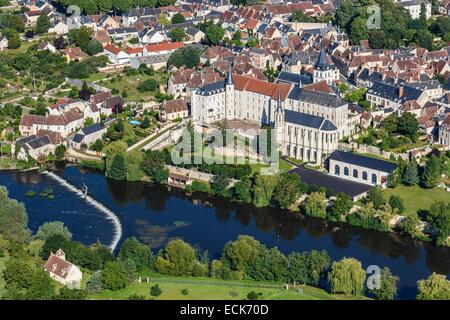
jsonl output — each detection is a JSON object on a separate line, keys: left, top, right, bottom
{"left": 372, "top": 174, "right": 377, "bottom": 184}
{"left": 362, "top": 171, "right": 368, "bottom": 180}
{"left": 344, "top": 167, "right": 349, "bottom": 176}
{"left": 335, "top": 165, "right": 340, "bottom": 175}
{"left": 353, "top": 169, "right": 358, "bottom": 178}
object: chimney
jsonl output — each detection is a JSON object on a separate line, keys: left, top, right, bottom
{"left": 399, "top": 83, "right": 404, "bottom": 97}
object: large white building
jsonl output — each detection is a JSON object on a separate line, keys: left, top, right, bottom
{"left": 191, "top": 52, "right": 353, "bottom": 165}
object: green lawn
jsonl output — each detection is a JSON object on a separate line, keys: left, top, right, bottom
{"left": 88, "top": 275, "right": 365, "bottom": 300}
{"left": 383, "top": 185, "right": 450, "bottom": 216}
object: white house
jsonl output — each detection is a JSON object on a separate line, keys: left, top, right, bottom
{"left": 328, "top": 150, "right": 397, "bottom": 186}
{"left": 48, "top": 19, "right": 69, "bottom": 35}
{"left": 0, "top": 36, "right": 8, "bottom": 51}
{"left": 70, "top": 123, "right": 106, "bottom": 149}
{"left": 397, "top": 0, "right": 432, "bottom": 19}
{"left": 138, "top": 28, "right": 167, "bottom": 44}
{"left": 44, "top": 249, "right": 83, "bottom": 288}
{"left": 104, "top": 45, "right": 130, "bottom": 64}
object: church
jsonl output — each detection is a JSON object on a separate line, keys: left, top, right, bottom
{"left": 191, "top": 48, "right": 352, "bottom": 165}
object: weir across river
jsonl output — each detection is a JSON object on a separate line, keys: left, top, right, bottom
{"left": 42, "top": 171, "right": 122, "bottom": 251}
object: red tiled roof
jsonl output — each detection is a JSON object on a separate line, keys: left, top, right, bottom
{"left": 104, "top": 44, "right": 122, "bottom": 55}
{"left": 232, "top": 74, "right": 291, "bottom": 100}
{"left": 44, "top": 252, "right": 74, "bottom": 279}
{"left": 145, "top": 41, "right": 183, "bottom": 53}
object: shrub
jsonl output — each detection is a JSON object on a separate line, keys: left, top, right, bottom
{"left": 150, "top": 284, "right": 162, "bottom": 297}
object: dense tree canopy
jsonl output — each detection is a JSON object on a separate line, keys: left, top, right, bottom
{"left": 328, "top": 258, "right": 366, "bottom": 296}
{"left": 417, "top": 273, "right": 450, "bottom": 300}
{"left": 0, "top": 186, "right": 30, "bottom": 243}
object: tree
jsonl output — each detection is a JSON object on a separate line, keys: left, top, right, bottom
{"left": 417, "top": 273, "right": 450, "bottom": 300}
{"left": 222, "top": 236, "right": 261, "bottom": 274}
{"left": 167, "top": 46, "right": 201, "bottom": 68}
{"left": 211, "top": 172, "right": 230, "bottom": 197}
{"left": 28, "top": 239, "right": 45, "bottom": 259}
{"left": 421, "top": 155, "right": 442, "bottom": 188}
{"left": 7, "top": 33, "right": 21, "bottom": 49}
{"left": 41, "top": 234, "right": 69, "bottom": 260}
{"left": 334, "top": 0, "right": 355, "bottom": 30}
{"left": 403, "top": 158, "right": 419, "bottom": 186}
{"left": 141, "top": 149, "right": 169, "bottom": 184}
{"left": 92, "top": 139, "right": 104, "bottom": 152}
{"left": 171, "top": 13, "right": 185, "bottom": 24}
{"left": 68, "top": 26, "right": 93, "bottom": 51}
{"left": 0, "top": 186, "right": 30, "bottom": 243}
{"left": 233, "top": 177, "right": 252, "bottom": 203}
{"left": 137, "top": 78, "right": 158, "bottom": 92}
{"left": 368, "top": 267, "right": 399, "bottom": 300}
{"left": 58, "top": 287, "right": 87, "bottom": 300}
{"left": 328, "top": 192, "right": 352, "bottom": 222}
{"left": 113, "top": 0, "right": 131, "bottom": 12}
{"left": 26, "top": 269, "right": 55, "bottom": 300}
{"left": 122, "top": 258, "right": 137, "bottom": 282}
{"left": 366, "top": 187, "right": 385, "bottom": 210}
{"left": 397, "top": 112, "right": 419, "bottom": 140}
{"left": 388, "top": 195, "right": 405, "bottom": 214}
{"left": 271, "top": 173, "right": 302, "bottom": 209}
{"left": 96, "top": 0, "right": 113, "bottom": 12}
{"left": 150, "top": 284, "right": 162, "bottom": 296}
{"left": 170, "top": 28, "right": 186, "bottom": 42}
{"left": 53, "top": 36, "right": 67, "bottom": 50}
{"left": 108, "top": 154, "right": 127, "bottom": 180}
{"left": 55, "top": 145, "right": 67, "bottom": 160}
{"left": 85, "top": 40, "right": 103, "bottom": 56}
{"left": 118, "top": 237, "right": 152, "bottom": 271}
{"left": 205, "top": 24, "right": 225, "bottom": 45}
{"left": 252, "top": 174, "right": 278, "bottom": 207}
{"left": 291, "top": 10, "right": 314, "bottom": 22}
{"left": 35, "top": 13, "right": 50, "bottom": 35}
{"left": 156, "top": 239, "right": 198, "bottom": 276}
{"left": 36, "top": 221, "right": 72, "bottom": 241}
{"left": 286, "top": 250, "right": 331, "bottom": 286}
{"left": 86, "top": 271, "right": 102, "bottom": 293}
{"left": 157, "top": 14, "right": 171, "bottom": 26}
{"left": 101, "top": 261, "right": 129, "bottom": 291}
{"left": 427, "top": 201, "right": 450, "bottom": 246}
{"left": 383, "top": 114, "right": 398, "bottom": 134}
{"left": 400, "top": 213, "right": 423, "bottom": 239}
{"left": 328, "top": 258, "right": 366, "bottom": 296}
{"left": 3, "top": 259, "right": 33, "bottom": 290}
{"left": 302, "top": 192, "right": 327, "bottom": 218}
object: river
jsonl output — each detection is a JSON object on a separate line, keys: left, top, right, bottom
{"left": 0, "top": 166, "right": 449, "bottom": 299}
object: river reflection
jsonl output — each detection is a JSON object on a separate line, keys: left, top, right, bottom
{"left": 1, "top": 166, "right": 449, "bottom": 299}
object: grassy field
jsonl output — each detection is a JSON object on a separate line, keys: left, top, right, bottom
{"left": 88, "top": 275, "right": 366, "bottom": 300}
{"left": 96, "top": 72, "right": 167, "bottom": 102}
{"left": 383, "top": 185, "right": 450, "bottom": 216}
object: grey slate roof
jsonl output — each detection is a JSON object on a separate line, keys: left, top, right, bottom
{"left": 27, "top": 135, "right": 51, "bottom": 150}
{"left": 197, "top": 80, "right": 225, "bottom": 95}
{"left": 367, "top": 81, "right": 423, "bottom": 104}
{"left": 329, "top": 150, "right": 397, "bottom": 172}
{"left": 288, "top": 86, "right": 347, "bottom": 108}
{"left": 72, "top": 133, "right": 84, "bottom": 144}
{"left": 276, "top": 71, "right": 313, "bottom": 86}
{"left": 81, "top": 123, "right": 104, "bottom": 135}
{"left": 284, "top": 110, "right": 337, "bottom": 131}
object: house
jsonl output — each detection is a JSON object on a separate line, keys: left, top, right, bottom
{"left": 24, "top": 10, "right": 42, "bottom": 27}
{"left": 48, "top": 18, "right": 69, "bottom": 35}
{"left": 98, "top": 14, "right": 121, "bottom": 29}
{"left": 328, "top": 150, "right": 397, "bottom": 186}
{"left": 366, "top": 81, "right": 428, "bottom": 110}
{"left": 160, "top": 99, "right": 189, "bottom": 120}
{"left": 397, "top": 0, "right": 431, "bottom": 19}
{"left": 100, "top": 96, "right": 125, "bottom": 116}
{"left": 44, "top": 249, "right": 82, "bottom": 288}
{"left": 70, "top": 123, "right": 106, "bottom": 149}
{"left": 0, "top": 36, "right": 8, "bottom": 51}
{"left": 104, "top": 45, "right": 130, "bottom": 64}
{"left": 138, "top": 28, "right": 167, "bottom": 44}
{"left": 14, "top": 130, "right": 63, "bottom": 161}
{"left": 62, "top": 47, "right": 86, "bottom": 61}
{"left": 37, "top": 41, "right": 56, "bottom": 53}
{"left": 144, "top": 41, "right": 184, "bottom": 56}
{"left": 167, "top": 172, "right": 193, "bottom": 188}
{"left": 186, "top": 27, "right": 205, "bottom": 43}
{"left": 107, "top": 27, "right": 139, "bottom": 43}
